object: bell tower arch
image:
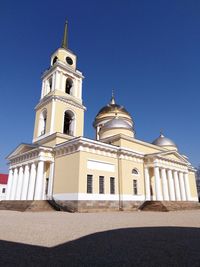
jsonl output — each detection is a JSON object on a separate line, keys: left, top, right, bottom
{"left": 33, "top": 21, "right": 86, "bottom": 147}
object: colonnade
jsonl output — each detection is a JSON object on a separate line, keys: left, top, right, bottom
{"left": 6, "top": 161, "right": 54, "bottom": 201}
{"left": 144, "top": 166, "right": 191, "bottom": 201}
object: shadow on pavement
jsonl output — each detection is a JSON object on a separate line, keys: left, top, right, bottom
{"left": 0, "top": 227, "right": 200, "bottom": 266}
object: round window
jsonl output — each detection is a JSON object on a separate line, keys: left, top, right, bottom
{"left": 66, "top": 57, "right": 73, "bottom": 65}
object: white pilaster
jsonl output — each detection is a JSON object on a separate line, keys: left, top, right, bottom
{"left": 21, "top": 165, "right": 30, "bottom": 200}
{"left": 15, "top": 166, "right": 24, "bottom": 200}
{"left": 52, "top": 72, "right": 56, "bottom": 91}
{"left": 173, "top": 171, "right": 181, "bottom": 201}
{"left": 47, "top": 162, "right": 54, "bottom": 199}
{"left": 6, "top": 169, "right": 13, "bottom": 200}
{"left": 50, "top": 98, "right": 55, "bottom": 134}
{"left": 54, "top": 71, "right": 60, "bottom": 90}
{"left": 27, "top": 163, "right": 37, "bottom": 200}
{"left": 154, "top": 166, "right": 163, "bottom": 200}
{"left": 179, "top": 172, "right": 186, "bottom": 201}
{"left": 183, "top": 172, "right": 191, "bottom": 201}
{"left": 10, "top": 168, "right": 18, "bottom": 200}
{"left": 161, "top": 168, "right": 169, "bottom": 201}
{"left": 167, "top": 169, "right": 176, "bottom": 201}
{"left": 34, "top": 161, "right": 44, "bottom": 200}
{"left": 144, "top": 167, "right": 151, "bottom": 200}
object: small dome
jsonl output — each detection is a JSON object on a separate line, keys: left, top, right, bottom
{"left": 152, "top": 134, "right": 177, "bottom": 148}
{"left": 102, "top": 117, "right": 133, "bottom": 130}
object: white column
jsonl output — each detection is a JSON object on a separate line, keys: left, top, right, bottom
{"left": 52, "top": 72, "right": 56, "bottom": 91}
{"left": 50, "top": 98, "right": 55, "bottom": 134}
{"left": 10, "top": 168, "right": 18, "bottom": 200}
{"left": 173, "top": 171, "right": 181, "bottom": 201}
{"left": 161, "top": 168, "right": 169, "bottom": 201}
{"left": 179, "top": 172, "right": 186, "bottom": 201}
{"left": 54, "top": 71, "right": 60, "bottom": 90}
{"left": 144, "top": 167, "right": 151, "bottom": 200}
{"left": 15, "top": 166, "right": 24, "bottom": 200}
{"left": 167, "top": 169, "right": 176, "bottom": 201}
{"left": 47, "top": 162, "right": 54, "bottom": 199}
{"left": 6, "top": 168, "right": 13, "bottom": 200}
{"left": 184, "top": 172, "right": 191, "bottom": 201}
{"left": 34, "top": 161, "right": 44, "bottom": 200}
{"left": 21, "top": 165, "right": 30, "bottom": 200}
{"left": 154, "top": 166, "right": 163, "bottom": 200}
{"left": 27, "top": 163, "right": 37, "bottom": 200}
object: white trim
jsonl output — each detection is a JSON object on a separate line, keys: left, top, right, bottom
{"left": 189, "top": 197, "right": 199, "bottom": 202}
{"left": 120, "top": 194, "right": 145, "bottom": 201}
{"left": 53, "top": 193, "right": 145, "bottom": 201}
{"left": 53, "top": 193, "right": 119, "bottom": 201}
{"left": 87, "top": 160, "right": 115, "bottom": 172}
{"left": 50, "top": 98, "right": 55, "bottom": 134}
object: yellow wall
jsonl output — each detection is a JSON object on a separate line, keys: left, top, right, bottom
{"left": 53, "top": 101, "right": 84, "bottom": 136}
{"left": 78, "top": 151, "right": 118, "bottom": 194}
{"left": 188, "top": 171, "right": 198, "bottom": 198}
{"left": 33, "top": 102, "right": 52, "bottom": 140}
{"left": 51, "top": 48, "right": 77, "bottom": 70}
{"left": 54, "top": 152, "right": 80, "bottom": 194}
{"left": 119, "top": 159, "right": 145, "bottom": 196}
{"left": 100, "top": 128, "right": 133, "bottom": 139}
{"left": 111, "top": 137, "right": 163, "bottom": 154}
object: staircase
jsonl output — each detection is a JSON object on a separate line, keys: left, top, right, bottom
{"left": 139, "top": 201, "right": 200, "bottom": 212}
{"left": 0, "top": 200, "right": 56, "bottom": 212}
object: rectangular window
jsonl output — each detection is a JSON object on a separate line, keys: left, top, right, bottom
{"left": 133, "top": 179, "right": 138, "bottom": 195}
{"left": 87, "top": 175, "right": 93, "bottom": 193}
{"left": 2, "top": 188, "right": 6, "bottom": 194}
{"left": 99, "top": 176, "right": 104, "bottom": 194}
{"left": 110, "top": 177, "right": 115, "bottom": 194}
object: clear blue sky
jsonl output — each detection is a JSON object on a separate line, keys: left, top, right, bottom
{"left": 0, "top": 0, "right": 200, "bottom": 173}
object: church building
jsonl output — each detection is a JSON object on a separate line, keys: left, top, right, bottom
{"left": 6, "top": 22, "right": 198, "bottom": 211}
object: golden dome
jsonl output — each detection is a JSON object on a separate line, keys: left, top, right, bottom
{"left": 93, "top": 94, "right": 133, "bottom": 128}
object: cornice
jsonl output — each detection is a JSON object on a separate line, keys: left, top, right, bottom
{"left": 41, "top": 62, "right": 84, "bottom": 80}
{"left": 55, "top": 136, "right": 144, "bottom": 162}
{"left": 101, "top": 134, "right": 166, "bottom": 152}
{"left": 35, "top": 94, "right": 86, "bottom": 111}
{"left": 9, "top": 146, "right": 54, "bottom": 166}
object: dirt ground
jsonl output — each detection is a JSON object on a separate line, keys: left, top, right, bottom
{"left": 0, "top": 210, "right": 200, "bottom": 266}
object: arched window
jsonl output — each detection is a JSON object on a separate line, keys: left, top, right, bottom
{"left": 132, "top": 168, "right": 139, "bottom": 175}
{"left": 38, "top": 109, "right": 47, "bottom": 136}
{"left": 52, "top": 56, "right": 58, "bottom": 65}
{"left": 63, "top": 111, "right": 75, "bottom": 136}
{"left": 46, "top": 77, "right": 52, "bottom": 94}
{"left": 65, "top": 78, "right": 73, "bottom": 94}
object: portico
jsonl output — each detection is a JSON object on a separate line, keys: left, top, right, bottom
{"left": 144, "top": 157, "right": 192, "bottom": 201}
{"left": 6, "top": 145, "right": 54, "bottom": 201}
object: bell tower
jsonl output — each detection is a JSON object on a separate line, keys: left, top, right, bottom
{"left": 33, "top": 21, "right": 86, "bottom": 147}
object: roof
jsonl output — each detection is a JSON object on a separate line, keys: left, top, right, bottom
{"left": 101, "top": 117, "right": 133, "bottom": 130}
{"left": 152, "top": 134, "right": 177, "bottom": 147}
{"left": 96, "top": 103, "right": 131, "bottom": 118}
{"left": 0, "top": 174, "right": 8, "bottom": 184}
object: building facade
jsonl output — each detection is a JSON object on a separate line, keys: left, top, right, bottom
{"left": 6, "top": 22, "right": 198, "bottom": 211}
{"left": 0, "top": 174, "right": 8, "bottom": 201}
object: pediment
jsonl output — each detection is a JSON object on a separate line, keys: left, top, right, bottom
{"left": 7, "top": 143, "right": 38, "bottom": 159}
{"left": 146, "top": 150, "right": 189, "bottom": 164}
{"left": 158, "top": 151, "right": 189, "bottom": 164}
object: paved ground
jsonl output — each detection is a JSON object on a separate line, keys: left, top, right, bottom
{"left": 0, "top": 210, "right": 200, "bottom": 266}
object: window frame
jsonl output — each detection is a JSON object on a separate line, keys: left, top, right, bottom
{"left": 87, "top": 174, "right": 93, "bottom": 194}
{"left": 133, "top": 179, "right": 138, "bottom": 195}
{"left": 110, "top": 177, "right": 115, "bottom": 194}
{"left": 99, "top": 176, "right": 104, "bottom": 194}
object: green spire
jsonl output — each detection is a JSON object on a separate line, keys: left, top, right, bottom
{"left": 61, "top": 20, "right": 68, "bottom": 49}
